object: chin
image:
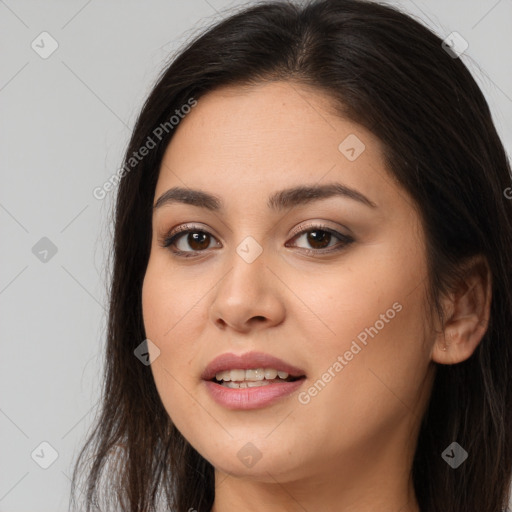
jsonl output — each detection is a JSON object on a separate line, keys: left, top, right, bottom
{"left": 197, "top": 439, "right": 307, "bottom": 482}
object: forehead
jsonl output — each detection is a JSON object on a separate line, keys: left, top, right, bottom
{"left": 155, "top": 81, "right": 392, "bottom": 212}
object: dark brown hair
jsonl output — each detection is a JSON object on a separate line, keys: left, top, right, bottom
{"left": 70, "top": 0, "right": 512, "bottom": 510}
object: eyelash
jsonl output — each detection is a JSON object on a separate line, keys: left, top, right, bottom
{"left": 160, "top": 223, "right": 354, "bottom": 258}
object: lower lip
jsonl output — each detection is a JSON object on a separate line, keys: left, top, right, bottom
{"left": 203, "top": 378, "right": 305, "bottom": 410}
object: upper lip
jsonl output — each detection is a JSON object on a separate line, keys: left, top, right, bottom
{"left": 201, "top": 351, "right": 306, "bottom": 381}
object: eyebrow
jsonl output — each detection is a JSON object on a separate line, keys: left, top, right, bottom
{"left": 153, "top": 182, "right": 377, "bottom": 211}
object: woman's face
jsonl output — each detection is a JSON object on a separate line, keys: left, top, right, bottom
{"left": 142, "top": 81, "right": 437, "bottom": 486}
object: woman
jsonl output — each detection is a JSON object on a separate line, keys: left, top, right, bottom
{"left": 70, "top": 0, "right": 512, "bottom": 511}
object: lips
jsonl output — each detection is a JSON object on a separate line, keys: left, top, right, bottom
{"left": 201, "top": 351, "right": 306, "bottom": 382}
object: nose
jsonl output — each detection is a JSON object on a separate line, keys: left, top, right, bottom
{"left": 209, "top": 244, "right": 286, "bottom": 333}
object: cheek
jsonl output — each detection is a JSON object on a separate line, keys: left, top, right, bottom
{"left": 299, "top": 284, "right": 430, "bottom": 440}
{"left": 293, "top": 241, "right": 431, "bottom": 412}
{"left": 142, "top": 255, "right": 178, "bottom": 336}
{"left": 142, "top": 254, "right": 203, "bottom": 344}
{"left": 290, "top": 254, "right": 411, "bottom": 360}
{"left": 141, "top": 257, "right": 209, "bottom": 422}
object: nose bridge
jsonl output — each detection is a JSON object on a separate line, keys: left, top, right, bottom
{"left": 209, "top": 233, "right": 285, "bottom": 330}
{"left": 223, "top": 234, "right": 269, "bottom": 300}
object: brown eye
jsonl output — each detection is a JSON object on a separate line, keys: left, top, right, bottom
{"left": 184, "top": 232, "right": 211, "bottom": 251}
{"left": 163, "top": 229, "right": 217, "bottom": 253}
{"left": 286, "top": 226, "right": 354, "bottom": 254}
{"left": 304, "top": 230, "right": 332, "bottom": 249}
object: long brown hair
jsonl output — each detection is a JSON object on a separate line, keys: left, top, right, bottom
{"left": 70, "top": 1, "right": 512, "bottom": 510}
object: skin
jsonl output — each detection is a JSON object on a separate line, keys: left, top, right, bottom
{"left": 141, "top": 81, "right": 492, "bottom": 512}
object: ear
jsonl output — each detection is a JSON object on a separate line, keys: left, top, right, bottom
{"left": 431, "top": 254, "right": 492, "bottom": 365}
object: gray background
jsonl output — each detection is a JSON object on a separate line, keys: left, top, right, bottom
{"left": 1, "top": 0, "right": 511, "bottom": 510}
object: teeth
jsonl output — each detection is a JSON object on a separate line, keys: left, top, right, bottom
{"left": 229, "top": 369, "right": 246, "bottom": 382}
{"left": 224, "top": 380, "right": 272, "bottom": 389}
{"left": 246, "top": 368, "right": 265, "bottom": 380}
{"left": 216, "top": 370, "right": 231, "bottom": 382}
{"left": 246, "top": 380, "right": 268, "bottom": 388}
{"left": 264, "top": 369, "right": 278, "bottom": 379}
{"left": 215, "top": 368, "right": 290, "bottom": 382}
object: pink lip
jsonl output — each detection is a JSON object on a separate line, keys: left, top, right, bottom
{"left": 204, "top": 379, "right": 305, "bottom": 410}
{"left": 201, "top": 351, "right": 306, "bottom": 410}
{"left": 201, "top": 351, "right": 306, "bottom": 381}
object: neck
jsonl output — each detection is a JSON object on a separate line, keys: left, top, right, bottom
{"left": 210, "top": 458, "right": 420, "bottom": 512}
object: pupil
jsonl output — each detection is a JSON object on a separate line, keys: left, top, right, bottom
{"left": 189, "top": 232, "right": 209, "bottom": 250}
{"left": 307, "top": 230, "right": 330, "bottom": 249}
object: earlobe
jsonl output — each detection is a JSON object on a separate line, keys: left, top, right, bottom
{"left": 431, "top": 255, "right": 492, "bottom": 365}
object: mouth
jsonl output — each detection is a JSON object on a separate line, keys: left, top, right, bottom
{"left": 201, "top": 351, "right": 307, "bottom": 388}
{"left": 210, "top": 368, "right": 305, "bottom": 388}
{"left": 202, "top": 351, "right": 306, "bottom": 409}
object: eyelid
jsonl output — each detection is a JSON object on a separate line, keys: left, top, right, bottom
{"left": 287, "top": 220, "right": 351, "bottom": 239}
{"left": 160, "top": 221, "right": 354, "bottom": 256}
{"left": 160, "top": 222, "right": 219, "bottom": 243}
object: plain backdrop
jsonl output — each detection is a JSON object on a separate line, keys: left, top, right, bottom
{"left": 1, "top": 0, "right": 511, "bottom": 510}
